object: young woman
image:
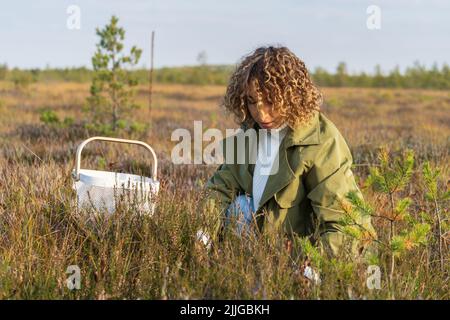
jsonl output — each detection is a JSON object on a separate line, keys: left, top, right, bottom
{"left": 204, "top": 46, "right": 374, "bottom": 257}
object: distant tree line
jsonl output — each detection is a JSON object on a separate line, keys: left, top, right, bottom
{"left": 313, "top": 62, "right": 450, "bottom": 90}
{"left": 1, "top": 61, "right": 449, "bottom": 89}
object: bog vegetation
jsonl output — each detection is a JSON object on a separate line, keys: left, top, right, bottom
{"left": 1, "top": 80, "right": 448, "bottom": 299}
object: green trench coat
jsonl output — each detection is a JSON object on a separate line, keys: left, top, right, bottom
{"left": 204, "top": 111, "right": 375, "bottom": 257}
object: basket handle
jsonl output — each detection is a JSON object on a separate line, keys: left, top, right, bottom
{"left": 73, "top": 136, "right": 158, "bottom": 181}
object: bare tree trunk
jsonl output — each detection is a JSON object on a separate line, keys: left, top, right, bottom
{"left": 433, "top": 198, "right": 444, "bottom": 272}
{"left": 111, "top": 53, "right": 118, "bottom": 131}
{"left": 389, "top": 192, "right": 396, "bottom": 299}
{"left": 149, "top": 31, "right": 155, "bottom": 119}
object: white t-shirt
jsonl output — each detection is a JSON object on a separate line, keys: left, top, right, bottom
{"left": 252, "top": 124, "right": 289, "bottom": 211}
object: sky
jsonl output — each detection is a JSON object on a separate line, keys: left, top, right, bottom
{"left": 1, "top": 0, "right": 449, "bottom": 73}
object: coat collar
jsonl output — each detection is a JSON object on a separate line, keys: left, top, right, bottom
{"left": 284, "top": 111, "right": 321, "bottom": 147}
{"left": 247, "top": 111, "right": 321, "bottom": 147}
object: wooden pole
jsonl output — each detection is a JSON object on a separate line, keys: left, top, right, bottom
{"left": 149, "top": 31, "right": 155, "bottom": 117}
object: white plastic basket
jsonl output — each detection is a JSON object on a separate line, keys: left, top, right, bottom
{"left": 72, "top": 136, "right": 159, "bottom": 215}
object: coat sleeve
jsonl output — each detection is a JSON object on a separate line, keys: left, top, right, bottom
{"left": 203, "top": 162, "right": 242, "bottom": 243}
{"left": 304, "top": 133, "right": 371, "bottom": 256}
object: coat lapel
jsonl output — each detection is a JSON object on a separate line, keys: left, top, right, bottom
{"left": 257, "top": 136, "right": 295, "bottom": 210}
{"left": 256, "top": 111, "right": 321, "bottom": 210}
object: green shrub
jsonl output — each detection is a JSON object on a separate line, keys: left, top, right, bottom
{"left": 39, "top": 110, "right": 60, "bottom": 125}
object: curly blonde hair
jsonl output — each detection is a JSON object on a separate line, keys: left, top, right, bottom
{"left": 222, "top": 46, "right": 323, "bottom": 129}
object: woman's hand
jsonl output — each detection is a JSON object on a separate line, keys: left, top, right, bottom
{"left": 285, "top": 239, "right": 321, "bottom": 285}
{"left": 300, "top": 259, "right": 321, "bottom": 285}
{"left": 196, "top": 229, "right": 212, "bottom": 251}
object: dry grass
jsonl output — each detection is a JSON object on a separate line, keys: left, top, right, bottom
{"left": 0, "top": 82, "right": 448, "bottom": 299}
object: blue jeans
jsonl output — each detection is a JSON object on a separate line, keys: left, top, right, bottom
{"left": 225, "top": 194, "right": 256, "bottom": 235}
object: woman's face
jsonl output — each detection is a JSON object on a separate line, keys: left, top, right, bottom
{"left": 246, "top": 80, "right": 284, "bottom": 129}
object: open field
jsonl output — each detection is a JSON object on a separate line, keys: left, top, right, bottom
{"left": 0, "top": 82, "right": 449, "bottom": 299}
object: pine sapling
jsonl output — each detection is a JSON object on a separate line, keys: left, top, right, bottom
{"left": 86, "top": 15, "right": 142, "bottom": 132}
{"left": 340, "top": 148, "right": 431, "bottom": 294}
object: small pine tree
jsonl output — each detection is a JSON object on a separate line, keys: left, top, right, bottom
{"left": 86, "top": 15, "right": 142, "bottom": 132}
{"left": 339, "top": 148, "right": 431, "bottom": 291}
